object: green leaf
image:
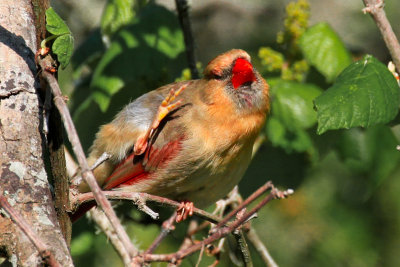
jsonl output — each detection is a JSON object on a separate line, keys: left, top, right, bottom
{"left": 101, "top": 0, "right": 135, "bottom": 37}
{"left": 300, "top": 22, "right": 352, "bottom": 82}
{"left": 45, "top": 7, "right": 71, "bottom": 35}
{"left": 336, "top": 126, "right": 400, "bottom": 189}
{"left": 266, "top": 117, "right": 314, "bottom": 153}
{"left": 90, "top": 3, "right": 185, "bottom": 112}
{"left": 315, "top": 55, "right": 400, "bottom": 134}
{"left": 366, "top": 126, "right": 400, "bottom": 187}
{"left": 44, "top": 8, "right": 74, "bottom": 68}
{"left": 266, "top": 79, "right": 322, "bottom": 153}
{"left": 271, "top": 80, "right": 322, "bottom": 129}
{"left": 53, "top": 34, "right": 74, "bottom": 69}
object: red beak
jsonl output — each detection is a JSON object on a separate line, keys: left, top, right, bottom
{"left": 231, "top": 58, "right": 256, "bottom": 89}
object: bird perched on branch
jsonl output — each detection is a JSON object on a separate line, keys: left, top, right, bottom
{"left": 75, "top": 49, "right": 269, "bottom": 222}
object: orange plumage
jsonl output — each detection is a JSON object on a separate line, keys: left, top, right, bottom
{"left": 76, "top": 49, "right": 269, "bottom": 217}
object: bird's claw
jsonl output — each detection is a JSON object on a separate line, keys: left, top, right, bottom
{"left": 176, "top": 201, "right": 194, "bottom": 223}
{"left": 153, "top": 85, "right": 186, "bottom": 129}
{"left": 134, "top": 85, "right": 186, "bottom": 155}
{"left": 134, "top": 135, "right": 148, "bottom": 155}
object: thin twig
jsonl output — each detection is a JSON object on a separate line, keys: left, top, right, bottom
{"left": 222, "top": 186, "right": 277, "bottom": 266}
{"left": 145, "top": 212, "right": 177, "bottom": 254}
{"left": 70, "top": 152, "right": 112, "bottom": 188}
{"left": 220, "top": 187, "right": 273, "bottom": 267}
{"left": 169, "top": 220, "right": 198, "bottom": 267}
{"left": 187, "top": 220, "right": 210, "bottom": 237}
{"left": 187, "top": 187, "right": 242, "bottom": 237}
{"left": 91, "top": 152, "right": 112, "bottom": 171}
{"left": 210, "top": 238, "right": 225, "bottom": 266}
{"left": 175, "top": 0, "right": 199, "bottom": 79}
{"left": 246, "top": 227, "right": 278, "bottom": 267}
{"left": 232, "top": 208, "right": 253, "bottom": 267}
{"left": 38, "top": 56, "right": 139, "bottom": 261}
{"left": 362, "top": 0, "right": 400, "bottom": 71}
{"left": 0, "top": 196, "right": 62, "bottom": 267}
{"left": 74, "top": 191, "right": 221, "bottom": 224}
{"left": 233, "top": 229, "right": 253, "bottom": 267}
{"left": 195, "top": 243, "right": 205, "bottom": 267}
{"left": 140, "top": 186, "right": 293, "bottom": 264}
{"left": 214, "top": 181, "right": 273, "bottom": 229}
{"left": 89, "top": 208, "right": 131, "bottom": 266}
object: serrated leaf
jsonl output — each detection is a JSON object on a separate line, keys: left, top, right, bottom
{"left": 315, "top": 55, "right": 400, "bottom": 134}
{"left": 101, "top": 0, "right": 135, "bottom": 36}
{"left": 53, "top": 34, "right": 74, "bottom": 69}
{"left": 45, "top": 7, "right": 71, "bottom": 35}
{"left": 300, "top": 22, "right": 352, "bottom": 82}
{"left": 90, "top": 3, "right": 185, "bottom": 112}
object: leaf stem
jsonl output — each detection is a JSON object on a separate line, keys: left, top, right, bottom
{"left": 40, "top": 34, "right": 58, "bottom": 48}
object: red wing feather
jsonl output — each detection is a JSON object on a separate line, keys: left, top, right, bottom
{"left": 102, "top": 136, "right": 184, "bottom": 190}
{"left": 103, "top": 153, "right": 146, "bottom": 190}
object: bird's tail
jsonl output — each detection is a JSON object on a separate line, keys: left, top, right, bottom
{"left": 69, "top": 201, "right": 97, "bottom": 223}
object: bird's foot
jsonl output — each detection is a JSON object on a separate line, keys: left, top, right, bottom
{"left": 134, "top": 85, "right": 186, "bottom": 155}
{"left": 134, "top": 135, "right": 149, "bottom": 156}
{"left": 176, "top": 201, "right": 194, "bottom": 223}
{"left": 154, "top": 85, "right": 186, "bottom": 129}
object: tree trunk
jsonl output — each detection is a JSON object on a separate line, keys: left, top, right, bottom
{"left": 0, "top": 0, "right": 73, "bottom": 266}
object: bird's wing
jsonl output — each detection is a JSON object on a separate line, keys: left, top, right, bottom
{"left": 102, "top": 136, "right": 184, "bottom": 190}
{"left": 101, "top": 81, "right": 194, "bottom": 190}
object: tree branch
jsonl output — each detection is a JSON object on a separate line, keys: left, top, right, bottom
{"left": 70, "top": 151, "right": 112, "bottom": 190}
{"left": 173, "top": 220, "right": 198, "bottom": 267}
{"left": 89, "top": 208, "right": 132, "bottom": 266}
{"left": 246, "top": 227, "right": 278, "bottom": 267}
{"left": 73, "top": 191, "right": 221, "bottom": 224}
{"left": 362, "top": 0, "right": 400, "bottom": 70}
{"left": 138, "top": 185, "right": 293, "bottom": 264}
{"left": 175, "top": 0, "right": 199, "bottom": 79}
{"left": 37, "top": 56, "right": 139, "bottom": 262}
{"left": 145, "top": 212, "right": 177, "bottom": 254}
{"left": 73, "top": 182, "right": 291, "bottom": 265}
{"left": 0, "top": 196, "right": 62, "bottom": 267}
{"left": 214, "top": 182, "right": 273, "bottom": 229}
{"left": 233, "top": 229, "right": 253, "bottom": 267}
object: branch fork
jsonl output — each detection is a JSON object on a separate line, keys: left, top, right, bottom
{"left": 362, "top": 0, "right": 384, "bottom": 14}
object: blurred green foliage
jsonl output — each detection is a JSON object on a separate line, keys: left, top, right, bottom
{"left": 57, "top": 0, "right": 400, "bottom": 266}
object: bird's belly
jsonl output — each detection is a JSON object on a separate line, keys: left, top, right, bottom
{"left": 179, "top": 161, "right": 249, "bottom": 207}
{"left": 117, "top": 138, "right": 255, "bottom": 208}
{"left": 163, "top": 141, "right": 254, "bottom": 207}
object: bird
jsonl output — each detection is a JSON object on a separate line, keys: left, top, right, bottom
{"left": 74, "top": 49, "right": 269, "bottom": 222}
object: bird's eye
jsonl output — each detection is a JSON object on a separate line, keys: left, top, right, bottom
{"left": 213, "top": 74, "right": 223, "bottom": 80}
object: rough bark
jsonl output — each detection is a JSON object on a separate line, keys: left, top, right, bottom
{"left": 0, "top": 0, "right": 73, "bottom": 266}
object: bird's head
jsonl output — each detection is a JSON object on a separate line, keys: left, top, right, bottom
{"left": 203, "top": 49, "right": 269, "bottom": 114}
